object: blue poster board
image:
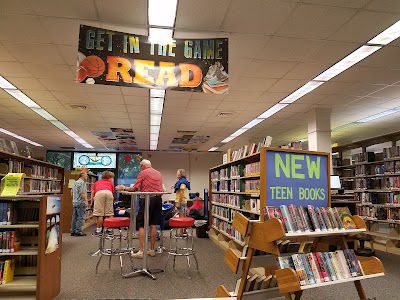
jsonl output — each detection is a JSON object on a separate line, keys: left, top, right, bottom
{"left": 266, "top": 150, "right": 329, "bottom": 207}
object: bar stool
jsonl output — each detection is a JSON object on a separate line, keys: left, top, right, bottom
{"left": 164, "top": 217, "right": 199, "bottom": 278}
{"left": 95, "top": 217, "right": 134, "bottom": 276}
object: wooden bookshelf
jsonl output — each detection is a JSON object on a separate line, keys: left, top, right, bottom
{"left": 61, "top": 170, "right": 97, "bottom": 233}
{"left": 0, "top": 151, "right": 64, "bottom": 300}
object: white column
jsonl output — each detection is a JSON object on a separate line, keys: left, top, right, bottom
{"left": 307, "top": 108, "right": 332, "bottom": 154}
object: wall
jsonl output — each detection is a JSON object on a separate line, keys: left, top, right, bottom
{"left": 141, "top": 151, "right": 222, "bottom": 197}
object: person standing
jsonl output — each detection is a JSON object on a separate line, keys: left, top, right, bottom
{"left": 92, "top": 170, "right": 115, "bottom": 237}
{"left": 173, "top": 169, "right": 190, "bottom": 217}
{"left": 70, "top": 171, "right": 88, "bottom": 236}
{"left": 116, "top": 159, "right": 163, "bottom": 258}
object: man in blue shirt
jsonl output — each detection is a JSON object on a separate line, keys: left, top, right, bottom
{"left": 70, "top": 171, "right": 88, "bottom": 236}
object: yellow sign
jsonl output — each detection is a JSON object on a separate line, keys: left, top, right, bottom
{"left": 1, "top": 173, "right": 25, "bottom": 196}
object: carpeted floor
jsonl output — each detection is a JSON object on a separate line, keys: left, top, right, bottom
{"left": 56, "top": 226, "right": 399, "bottom": 300}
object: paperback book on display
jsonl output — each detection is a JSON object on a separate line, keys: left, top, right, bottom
{"left": 263, "top": 204, "right": 355, "bottom": 233}
{"left": 276, "top": 250, "right": 364, "bottom": 286}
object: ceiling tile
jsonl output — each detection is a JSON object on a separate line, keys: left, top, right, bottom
{"left": 95, "top": 0, "right": 147, "bottom": 26}
{"left": 23, "top": 63, "right": 74, "bottom": 80}
{"left": 0, "top": 62, "right": 33, "bottom": 77}
{"left": 221, "top": 0, "right": 297, "bottom": 35}
{"left": 256, "top": 37, "right": 323, "bottom": 62}
{"left": 28, "top": 0, "right": 98, "bottom": 19}
{"left": 39, "top": 78, "right": 85, "bottom": 92}
{"left": 0, "top": 45, "right": 17, "bottom": 62}
{"left": 124, "top": 97, "right": 148, "bottom": 107}
{"left": 333, "top": 66, "right": 400, "bottom": 85}
{"left": 5, "top": 77, "right": 46, "bottom": 90}
{"left": 230, "top": 77, "right": 277, "bottom": 92}
{"left": 121, "top": 86, "right": 149, "bottom": 96}
{"left": 268, "top": 79, "right": 307, "bottom": 93}
{"left": 364, "top": 0, "right": 400, "bottom": 13}
{"left": 190, "top": 92, "right": 224, "bottom": 101}
{"left": 303, "top": 0, "right": 369, "bottom": 8}
{"left": 176, "top": 0, "right": 231, "bottom": 31}
{"left": 368, "top": 85, "right": 400, "bottom": 99}
{"left": 229, "top": 34, "right": 270, "bottom": 60}
{"left": 283, "top": 62, "right": 329, "bottom": 80}
{"left": 243, "top": 60, "right": 298, "bottom": 79}
{"left": 277, "top": 3, "right": 357, "bottom": 39}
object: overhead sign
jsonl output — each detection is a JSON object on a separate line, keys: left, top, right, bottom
{"left": 77, "top": 25, "right": 229, "bottom": 94}
{"left": 73, "top": 152, "right": 117, "bottom": 169}
{"left": 266, "top": 150, "right": 329, "bottom": 207}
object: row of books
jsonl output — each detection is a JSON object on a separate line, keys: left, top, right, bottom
{"left": 8, "top": 160, "right": 24, "bottom": 173}
{"left": 383, "top": 146, "right": 400, "bottom": 160}
{"left": 212, "top": 199, "right": 261, "bottom": 220}
{"left": 227, "top": 136, "right": 272, "bottom": 163}
{"left": 263, "top": 205, "right": 357, "bottom": 233}
{"left": 385, "top": 176, "right": 400, "bottom": 189}
{"left": 22, "top": 179, "right": 61, "bottom": 193}
{"left": 212, "top": 218, "right": 244, "bottom": 243}
{"left": 244, "top": 180, "right": 260, "bottom": 193}
{"left": 211, "top": 195, "right": 260, "bottom": 213}
{"left": 355, "top": 165, "right": 385, "bottom": 176}
{"left": 0, "top": 259, "right": 15, "bottom": 284}
{"left": 0, "top": 231, "right": 20, "bottom": 253}
{"left": 357, "top": 192, "right": 400, "bottom": 204}
{"left": 353, "top": 152, "right": 375, "bottom": 163}
{"left": 244, "top": 162, "right": 260, "bottom": 176}
{"left": 231, "top": 165, "right": 241, "bottom": 178}
{"left": 384, "top": 161, "right": 400, "bottom": 174}
{"left": 231, "top": 179, "right": 241, "bottom": 192}
{"left": 332, "top": 158, "right": 351, "bottom": 167}
{"left": 277, "top": 250, "right": 364, "bottom": 286}
{"left": 357, "top": 206, "right": 400, "bottom": 221}
{"left": 0, "top": 203, "right": 17, "bottom": 225}
{"left": 234, "top": 267, "right": 277, "bottom": 294}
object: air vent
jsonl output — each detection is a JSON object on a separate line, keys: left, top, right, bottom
{"left": 60, "top": 146, "right": 76, "bottom": 149}
{"left": 217, "top": 111, "right": 235, "bottom": 117}
{"left": 69, "top": 104, "right": 90, "bottom": 110}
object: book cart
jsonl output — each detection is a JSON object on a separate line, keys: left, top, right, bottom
{"left": 0, "top": 150, "right": 64, "bottom": 300}
{"left": 215, "top": 148, "right": 385, "bottom": 300}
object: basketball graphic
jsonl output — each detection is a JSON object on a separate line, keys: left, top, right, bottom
{"left": 76, "top": 66, "right": 88, "bottom": 82}
{"left": 80, "top": 56, "right": 105, "bottom": 78}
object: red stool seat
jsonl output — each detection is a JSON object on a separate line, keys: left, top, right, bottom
{"left": 104, "top": 217, "right": 130, "bottom": 228}
{"left": 169, "top": 217, "right": 195, "bottom": 228}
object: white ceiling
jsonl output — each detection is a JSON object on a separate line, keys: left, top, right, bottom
{"left": 0, "top": 0, "right": 400, "bottom": 152}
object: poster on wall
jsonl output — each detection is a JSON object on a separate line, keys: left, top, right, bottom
{"left": 265, "top": 149, "right": 329, "bottom": 207}
{"left": 77, "top": 25, "right": 229, "bottom": 94}
{"left": 45, "top": 196, "right": 61, "bottom": 255}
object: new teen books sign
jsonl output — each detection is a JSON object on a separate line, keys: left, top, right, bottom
{"left": 77, "top": 25, "right": 229, "bottom": 94}
{"left": 266, "top": 150, "right": 329, "bottom": 207}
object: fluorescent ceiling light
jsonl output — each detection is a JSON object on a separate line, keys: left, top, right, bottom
{"left": 258, "top": 103, "right": 288, "bottom": 119}
{"left": 50, "top": 120, "right": 69, "bottom": 131}
{"left": 148, "top": 0, "right": 178, "bottom": 27}
{"left": 314, "top": 46, "right": 381, "bottom": 81}
{"left": 4, "top": 89, "right": 40, "bottom": 108}
{"left": 0, "top": 76, "right": 16, "bottom": 89}
{"left": 368, "top": 20, "right": 400, "bottom": 45}
{"left": 356, "top": 108, "right": 400, "bottom": 123}
{"left": 64, "top": 130, "right": 79, "bottom": 139}
{"left": 150, "top": 125, "right": 160, "bottom": 134}
{"left": 231, "top": 128, "right": 248, "bottom": 137}
{"left": 150, "top": 97, "right": 164, "bottom": 114}
{"left": 221, "top": 136, "right": 236, "bottom": 143}
{"left": 31, "top": 108, "right": 57, "bottom": 121}
{"left": 150, "top": 145, "right": 157, "bottom": 150}
{"left": 0, "top": 128, "right": 43, "bottom": 147}
{"left": 332, "top": 122, "right": 359, "bottom": 132}
{"left": 150, "top": 133, "right": 159, "bottom": 141}
{"left": 150, "top": 114, "right": 162, "bottom": 126}
{"left": 208, "top": 147, "right": 219, "bottom": 151}
{"left": 280, "top": 81, "right": 324, "bottom": 104}
{"left": 150, "top": 89, "right": 166, "bottom": 98}
{"left": 82, "top": 143, "right": 94, "bottom": 149}
{"left": 242, "top": 118, "right": 264, "bottom": 129}
{"left": 149, "top": 28, "right": 174, "bottom": 44}
{"left": 63, "top": 130, "right": 93, "bottom": 148}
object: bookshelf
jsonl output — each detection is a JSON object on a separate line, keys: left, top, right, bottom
{"left": 61, "top": 170, "right": 97, "bottom": 233}
{"left": 0, "top": 195, "right": 62, "bottom": 300}
{"left": 217, "top": 213, "right": 385, "bottom": 300}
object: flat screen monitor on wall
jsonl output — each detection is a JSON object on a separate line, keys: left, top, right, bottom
{"left": 73, "top": 152, "right": 117, "bottom": 169}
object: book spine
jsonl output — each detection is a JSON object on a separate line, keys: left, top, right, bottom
{"left": 326, "top": 208, "right": 339, "bottom": 230}
{"left": 342, "top": 249, "right": 358, "bottom": 277}
{"left": 336, "top": 250, "right": 352, "bottom": 279}
{"left": 288, "top": 205, "right": 301, "bottom": 232}
{"left": 293, "top": 205, "right": 306, "bottom": 232}
{"left": 2, "top": 203, "right": 6, "bottom": 225}
{"left": 322, "top": 252, "right": 337, "bottom": 281}
{"left": 328, "top": 252, "right": 344, "bottom": 280}
{"left": 0, "top": 232, "right": 3, "bottom": 253}
{"left": 0, "top": 261, "right": 3, "bottom": 284}
{"left": 314, "top": 252, "right": 330, "bottom": 282}
{"left": 2, "top": 260, "right": 8, "bottom": 284}
{"left": 306, "top": 253, "right": 322, "bottom": 283}
{"left": 291, "top": 254, "right": 308, "bottom": 286}
{"left": 298, "top": 206, "right": 312, "bottom": 232}
{"left": 333, "top": 207, "right": 344, "bottom": 229}
{"left": 307, "top": 205, "right": 321, "bottom": 231}
{"left": 319, "top": 207, "right": 332, "bottom": 231}
{"left": 315, "top": 207, "right": 327, "bottom": 231}
{"left": 332, "top": 252, "right": 347, "bottom": 279}
{"left": 5, "top": 232, "right": 10, "bottom": 253}
{"left": 345, "top": 249, "right": 363, "bottom": 276}
{"left": 299, "top": 254, "right": 316, "bottom": 284}
{"left": 10, "top": 231, "right": 15, "bottom": 253}
{"left": 280, "top": 205, "right": 294, "bottom": 233}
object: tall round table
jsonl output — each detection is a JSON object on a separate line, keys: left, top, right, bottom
{"left": 119, "top": 191, "right": 170, "bottom": 280}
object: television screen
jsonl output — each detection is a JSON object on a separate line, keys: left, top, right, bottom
{"left": 73, "top": 152, "right": 117, "bottom": 169}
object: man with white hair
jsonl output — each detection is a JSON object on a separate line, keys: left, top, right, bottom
{"left": 116, "top": 159, "right": 163, "bottom": 258}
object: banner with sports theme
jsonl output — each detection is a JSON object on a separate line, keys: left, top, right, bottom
{"left": 77, "top": 25, "right": 229, "bottom": 94}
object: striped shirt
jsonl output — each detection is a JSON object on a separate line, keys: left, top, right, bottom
{"left": 72, "top": 178, "right": 87, "bottom": 206}
{"left": 133, "top": 167, "right": 163, "bottom": 192}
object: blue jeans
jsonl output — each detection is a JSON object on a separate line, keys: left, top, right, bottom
{"left": 71, "top": 204, "right": 85, "bottom": 234}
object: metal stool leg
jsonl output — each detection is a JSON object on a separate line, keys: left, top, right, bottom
{"left": 173, "top": 228, "right": 178, "bottom": 270}
{"left": 119, "top": 228, "right": 124, "bottom": 276}
{"left": 186, "top": 227, "right": 191, "bottom": 278}
{"left": 109, "top": 229, "right": 113, "bottom": 269}
{"left": 164, "top": 229, "right": 173, "bottom": 274}
{"left": 96, "top": 233, "right": 104, "bottom": 274}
